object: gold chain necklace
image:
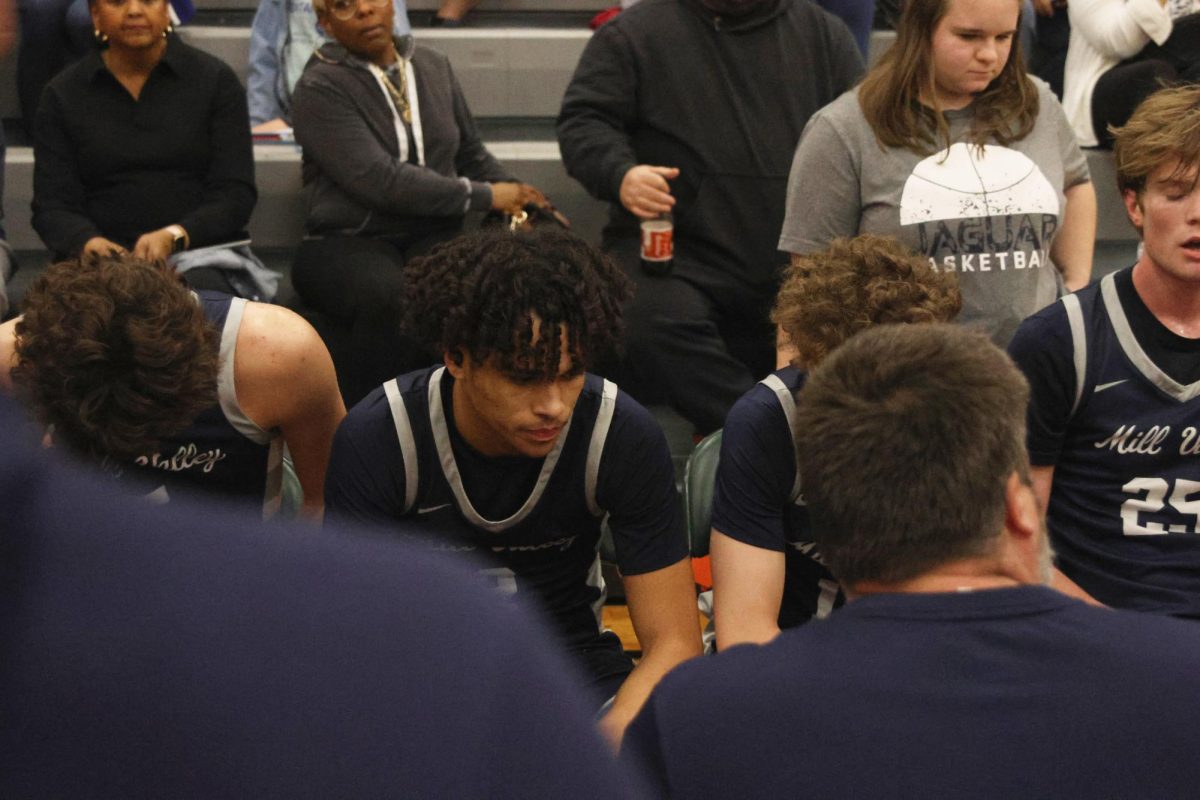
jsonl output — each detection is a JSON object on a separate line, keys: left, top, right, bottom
{"left": 381, "top": 55, "right": 412, "bottom": 124}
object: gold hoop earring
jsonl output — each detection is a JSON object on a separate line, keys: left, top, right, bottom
{"left": 94, "top": 28, "right": 109, "bottom": 44}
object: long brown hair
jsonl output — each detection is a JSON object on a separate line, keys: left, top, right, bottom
{"left": 859, "top": 0, "right": 1038, "bottom": 155}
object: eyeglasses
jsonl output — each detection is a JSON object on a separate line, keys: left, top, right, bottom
{"left": 327, "top": 0, "right": 388, "bottom": 21}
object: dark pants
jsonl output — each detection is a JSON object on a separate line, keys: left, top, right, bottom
{"left": 292, "top": 233, "right": 447, "bottom": 407}
{"left": 1091, "top": 14, "right": 1200, "bottom": 148}
{"left": 604, "top": 239, "right": 776, "bottom": 435}
{"left": 16, "top": 0, "right": 93, "bottom": 135}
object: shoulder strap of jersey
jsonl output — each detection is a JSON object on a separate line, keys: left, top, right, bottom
{"left": 217, "top": 297, "right": 272, "bottom": 445}
{"left": 1061, "top": 291, "right": 1088, "bottom": 420}
{"left": 759, "top": 373, "right": 803, "bottom": 502}
{"left": 383, "top": 377, "right": 419, "bottom": 513}
{"left": 584, "top": 379, "right": 619, "bottom": 517}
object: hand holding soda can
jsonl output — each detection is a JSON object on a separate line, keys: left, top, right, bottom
{"left": 640, "top": 214, "right": 674, "bottom": 276}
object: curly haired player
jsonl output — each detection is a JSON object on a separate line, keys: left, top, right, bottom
{"left": 0, "top": 255, "right": 345, "bottom": 519}
{"left": 325, "top": 227, "right": 702, "bottom": 745}
{"left": 710, "top": 234, "right": 962, "bottom": 650}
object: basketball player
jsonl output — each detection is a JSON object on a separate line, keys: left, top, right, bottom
{"left": 0, "top": 255, "right": 345, "bottom": 519}
{"left": 325, "top": 227, "right": 702, "bottom": 745}
{"left": 710, "top": 235, "right": 961, "bottom": 650}
{"left": 1008, "top": 85, "right": 1200, "bottom": 616}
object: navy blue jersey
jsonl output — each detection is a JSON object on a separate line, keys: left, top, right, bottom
{"left": 117, "top": 291, "right": 283, "bottom": 516}
{"left": 326, "top": 366, "right": 688, "bottom": 684}
{"left": 623, "top": 587, "right": 1200, "bottom": 799}
{"left": 711, "top": 367, "right": 843, "bottom": 628}
{"left": 1009, "top": 269, "right": 1200, "bottom": 617}
{"left": 0, "top": 396, "right": 646, "bottom": 799}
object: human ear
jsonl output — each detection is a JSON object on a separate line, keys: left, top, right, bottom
{"left": 1122, "top": 188, "right": 1144, "bottom": 234}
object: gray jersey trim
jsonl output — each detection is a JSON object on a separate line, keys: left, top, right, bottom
{"left": 584, "top": 379, "right": 618, "bottom": 518}
{"left": 428, "top": 366, "right": 574, "bottom": 532}
{"left": 210, "top": 297, "right": 282, "bottom": 517}
{"left": 216, "top": 297, "right": 272, "bottom": 446}
{"left": 384, "top": 378, "right": 420, "bottom": 513}
{"left": 1101, "top": 273, "right": 1200, "bottom": 402}
{"left": 760, "top": 374, "right": 803, "bottom": 502}
{"left": 1062, "top": 292, "right": 1087, "bottom": 417}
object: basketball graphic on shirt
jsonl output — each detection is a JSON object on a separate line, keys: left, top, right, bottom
{"left": 899, "top": 144, "right": 1058, "bottom": 225}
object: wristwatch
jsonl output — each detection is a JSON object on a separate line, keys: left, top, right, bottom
{"left": 166, "top": 224, "right": 189, "bottom": 255}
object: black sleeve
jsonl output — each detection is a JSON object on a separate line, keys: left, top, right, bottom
{"left": 32, "top": 85, "right": 105, "bottom": 256}
{"left": 597, "top": 394, "right": 689, "bottom": 576}
{"left": 710, "top": 388, "right": 794, "bottom": 551}
{"left": 555, "top": 22, "right": 640, "bottom": 204}
{"left": 324, "top": 405, "right": 410, "bottom": 527}
{"left": 826, "top": 9, "right": 867, "bottom": 91}
{"left": 178, "top": 64, "right": 258, "bottom": 247}
{"left": 1007, "top": 305, "right": 1077, "bottom": 466}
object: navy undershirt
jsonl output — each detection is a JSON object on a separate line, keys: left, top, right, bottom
{"left": 1114, "top": 266, "right": 1200, "bottom": 384}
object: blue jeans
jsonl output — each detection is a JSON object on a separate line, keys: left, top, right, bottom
{"left": 16, "top": 0, "right": 93, "bottom": 130}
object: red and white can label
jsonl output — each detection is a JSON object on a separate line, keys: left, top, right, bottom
{"left": 640, "top": 219, "right": 674, "bottom": 262}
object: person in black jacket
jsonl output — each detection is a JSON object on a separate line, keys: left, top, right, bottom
{"left": 557, "top": 0, "right": 863, "bottom": 434}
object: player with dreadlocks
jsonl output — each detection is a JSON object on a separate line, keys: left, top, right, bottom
{"left": 325, "top": 227, "right": 702, "bottom": 746}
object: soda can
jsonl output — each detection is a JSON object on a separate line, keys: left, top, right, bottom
{"left": 640, "top": 217, "right": 674, "bottom": 276}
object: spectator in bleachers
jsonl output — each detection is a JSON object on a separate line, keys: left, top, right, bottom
{"left": 247, "top": 0, "right": 410, "bottom": 133}
{"left": 290, "top": 0, "right": 546, "bottom": 404}
{"left": 16, "top": 0, "right": 194, "bottom": 137}
{"left": 621, "top": 323, "right": 1200, "bottom": 799}
{"left": 557, "top": 0, "right": 864, "bottom": 435}
{"left": 709, "top": 235, "right": 961, "bottom": 651}
{"left": 1, "top": 255, "right": 345, "bottom": 519}
{"left": 31, "top": 0, "right": 274, "bottom": 298}
{"left": 781, "top": 0, "right": 1096, "bottom": 348}
{"left": 1062, "top": 0, "right": 1199, "bottom": 149}
{"left": 0, "top": 393, "right": 647, "bottom": 799}
{"left": 1008, "top": 84, "right": 1200, "bottom": 616}
{"left": 325, "top": 227, "right": 703, "bottom": 747}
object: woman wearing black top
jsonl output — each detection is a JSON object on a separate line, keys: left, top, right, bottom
{"left": 32, "top": 0, "right": 261, "bottom": 295}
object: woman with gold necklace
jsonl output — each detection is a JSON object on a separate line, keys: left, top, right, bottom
{"left": 291, "top": 0, "right": 545, "bottom": 404}
{"left": 32, "top": 0, "right": 263, "bottom": 297}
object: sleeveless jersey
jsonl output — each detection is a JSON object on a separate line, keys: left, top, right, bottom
{"left": 382, "top": 366, "right": 633, "bottom": 678}
{"left": 1031, "top": 273, "right": 1200, "bottom": 616}
{"left": 120, "top": 292, "right": 284, "bottom": 517}
{"left": 712, "top": 367, "right": 843, "bottom": 630}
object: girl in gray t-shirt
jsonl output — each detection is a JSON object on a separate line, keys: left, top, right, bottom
{"left": 780, "top": 0, "right": 1094, "bottom": 346}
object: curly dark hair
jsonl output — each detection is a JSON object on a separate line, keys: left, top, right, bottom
{"left": 403, "top": 227, "right": 632, "bottom": 378}
{"left": 773, "top": 235, "right": 962, "bottom": 368}
{"left": 11, "top": 256, "right": 221, "bottom": 462}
